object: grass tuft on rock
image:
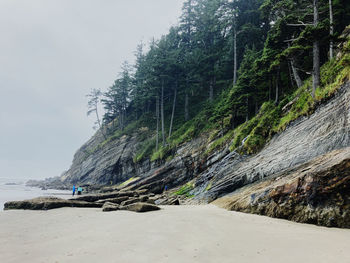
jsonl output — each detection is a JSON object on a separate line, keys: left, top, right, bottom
{"left": 173, "top": 182, "right": 195, "bottom": 198}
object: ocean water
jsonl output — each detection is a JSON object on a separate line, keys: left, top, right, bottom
{"left": 0, "top": 177, "right": 72, "bottom": 211}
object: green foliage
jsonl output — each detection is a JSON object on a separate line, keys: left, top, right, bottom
{"left": 275, "top": 57, "right": 350, "bottom": 133}
{"left": 133, "top": 137, "right": 156, "bottom": 163}
{"left": 100, "top": 119, "right": 141, "bottom": 148}
{"left": 204, "top": 129, "right": 235, "bottom": 156}
{"left": 230, "top": 117, "right": 260, "bottom": 151}
{"left": 227, "top": 51, "right": 350, "bottom": 154}
{"left": 205, "top": 182, "right": 212, "bottom": 192}
{"left": 274, "top": 87, "right": 313, "bottom": 132}
{"left": 173, "top": 182, "right": 195, "bottom": 198}
{"left": 169, "top": 104, "right": 214, "bottom": 147}
{"left": 166, "top": 155, "right": 174, "bottom": 162}
{"left": 85, "top": 0, "right": 350, "bottom": 164}
{"left": 150, "top": 146, "right": 171, "bottom": 162}
{"left": 226, "top": 101, "right": 280, "bottom": 153}
{"left": 118, "top": 177, "right": 139, "bottom": 187}
{"left": 244, "top": 102, "right": 282, "bottom": 153}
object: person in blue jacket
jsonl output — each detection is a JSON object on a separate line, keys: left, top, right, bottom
{"left": 72, "top": 185, "right": 76, "bottom": 196}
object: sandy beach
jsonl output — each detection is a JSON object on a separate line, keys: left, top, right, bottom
{"left": 0, "top": 205, "right": 349, "bottom": 263}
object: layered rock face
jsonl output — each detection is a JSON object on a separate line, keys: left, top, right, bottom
{"left": 60, "top": 69, "right": 350, "bottom": 228}
{"left": 64, "top": 82, "right": 350, "bottom": 196}
{"left": 213, "top": 148, "right": 350, "bottom": 228}
{"left": 196, "top": 82, "right": 350, "bottom": 201}
{"left": 62, "top": 128, "right": 207, "bottom": 193}
{"left": 62, "top": 132, "right": 140, "bottom": 185}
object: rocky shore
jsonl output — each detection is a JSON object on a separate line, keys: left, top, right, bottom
{"left": 20, "top": 41, "right": 350, "bottom": 228}
{"left": 4, "top": 188, "right": 181, "bottom": 213}
{"left": 214, "top": 148, "right": 350, "bottom": 228}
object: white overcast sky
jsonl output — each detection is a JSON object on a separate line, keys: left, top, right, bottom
{"left": 0, "top": 0, "right": 185, "bottom": 181}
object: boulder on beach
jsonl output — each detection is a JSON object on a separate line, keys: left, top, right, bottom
{"left": 102, "top": 202, "right": 119, "bottom": 212}
{"left": 120, "top": 202, "right": 160, "bottom": 213}
{"left": 120, "top": 197, "right": 141, "bottom": 206}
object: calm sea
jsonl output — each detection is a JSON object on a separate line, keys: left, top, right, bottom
{"left": 0, "top": 177, "right": 71, "bottom": 211}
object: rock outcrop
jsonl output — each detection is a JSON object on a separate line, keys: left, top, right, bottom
{"left": 45, "top": 32, "right": 350, "bottom": 227}
{"left": 62, "top": 127, "right": 207, "bottom": 195}
{"left": 195, "top": 81, "right": 350, "bottom": 202}
{"left": 4, "top": 197, "right": 102, "bottom": 210}
{"left": 213, "top": 148, "right": 350, "bottom": 228}
{"left": 4, "top": 190, "right": 163, "bottom": 212}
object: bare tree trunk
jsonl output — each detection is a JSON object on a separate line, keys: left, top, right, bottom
{"left": 209, "top": 78, "right": 214, "bottom": 102}
{"left": 220, "top": 118, "right": 224, "bottom": 137}
{"left": 312, "top": 0, "right": 320, "bottom": 98}
{"left": 122, "top": 110, "right": 125, "bottom": 131}
{"left": 231, "top": 105, "right": 237, "bottom": 129}
{"left": 168, "top": 82, "right": 177, "bottom": 138}
{"left": 185, "top": 92, "right": 189, "bottom": 122}
{"left": 245, "top": 95, "right": 249, "bottom": 122}
{"left": 233, "top": 21, "right": 238, "bottom": 86}
{"left": 120, "top": 111, "right": 124, "bottom": 131}
{"left": 146, "top": 100, "right": 150, "bottom": 113}
{"left": 156, "top": 96, "right": 159, "bottom": 151}
{"left": 329, "top": 0, "right": 334, "bottom": 59}
{"left": 287, "top": 42, "right": 303, "bottom": 88}
{"left": 287, "top": 60, "right": 294, "bottom": 87}
{"left": 95, "top": 109, "right": 102, "bottom": 131}
{"left": 95, "top": 109, "right": 107, "bottom": 139}
{"left": 269, "top": 78, "right": 272, "bottom": 101}
{"left": 290, "top": 58, "right": 303, "bottom": 88}
{"left": 275, "top": 69, "right": 280, "bottom": 105}
{"left": 161, "top": 80, "right": 165, "bottom": 147}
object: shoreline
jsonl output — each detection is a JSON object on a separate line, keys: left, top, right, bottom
{"left": 0, "top": 205, "right": 349, "bottom": 263}
{"left": 0, "top": 182, "right": 72, "bottom": 211}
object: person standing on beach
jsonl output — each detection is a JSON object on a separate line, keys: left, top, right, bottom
{"left": 72, "top": 185, "right": 76, "bottom": 196}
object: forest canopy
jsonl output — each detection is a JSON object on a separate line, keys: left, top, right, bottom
{"left": 87, "top": 0, "right": 350, "bottom": 160}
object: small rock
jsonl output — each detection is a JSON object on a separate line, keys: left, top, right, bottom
{"left": 169, "top": 198, "right": 180, "bottom": 205}
{"left": 139, "top": 195, "right": 149, "bottom": 202}
{"left": 120, "top": 198, "right": 140, "bottom": 206}
{"left": 136, "top": 189, "right": 149, "bottom": 195}
{"left": 102, "top": 202, "right": 119, "bottom": 212}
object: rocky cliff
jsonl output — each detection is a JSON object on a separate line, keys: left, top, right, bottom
{"left": 196, "top": 81, "right": 350, "bottom": 201}
{"left": 62, "top": 127, "right": 208, "bottom": 194}
{"left": 214, "top": 147, "right": 350, "bottom": 227}
{"left": 59, "top": 31, "right": 350, "bottom": 228}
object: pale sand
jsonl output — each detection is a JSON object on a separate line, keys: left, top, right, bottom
{"left": 0, "top": 205, "right": 349, "bottom": 263}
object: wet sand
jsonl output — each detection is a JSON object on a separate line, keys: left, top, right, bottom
{"left": 0, "top": 205, "right": 349, "bottom": 263}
